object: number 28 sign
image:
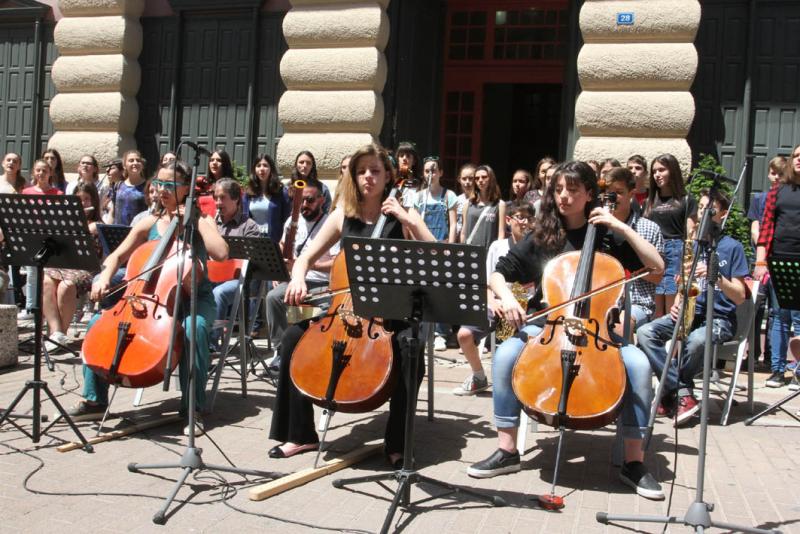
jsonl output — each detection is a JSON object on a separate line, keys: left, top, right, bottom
{"left": 616, "top": 12, "right": 635, "bottom": 25}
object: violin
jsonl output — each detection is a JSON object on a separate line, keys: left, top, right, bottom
{"left": 288, "top": 182, "right": 408, "bottom": 413}
{"left": 511, "top": 182, "right": 627, "bottom": 430}
{"left": 83, "top": 217, "right": 195, "bottom": 388}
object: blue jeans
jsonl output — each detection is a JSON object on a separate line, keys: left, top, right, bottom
{"left": 630, "top": 303, "right": 652, "bottom": 331}
{"left": 656, "top": 239, "right": 682, "bottom": 295}
{"left": 637, "top": 314, "right": 735, "bottom": 397}
{"left": 492, "top": 324, "right": 654, "bottom": 439}
{"left": 24, "top": 266, "right": 37, "bottom": 310}
{"left": 768, "top": 282, "right": 800, "bottom": 373}
{"left": 211, "top": 279, "right": 239, "bottom": 348}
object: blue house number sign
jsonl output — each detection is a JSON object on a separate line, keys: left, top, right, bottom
{"left": 617, "top": 12, "right": 635, "bottom": 25}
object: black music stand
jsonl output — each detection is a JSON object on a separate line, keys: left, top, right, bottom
{"left": 208, "top": 235, "right": 289, "bottom": 408}
{"left": 127, "top": 147, "right": 282, "bottom": 525}
{"left": 96, "top": 224, "right": 131, "bottom": 257}
{"left": 767, "top": 256, "right": 800, "bottom": 310}
{"left": 330, "top": 237, "right": 503, "bottom": 534}
{"left": 745, "top": 256, "right": 800, "bottom": 425}
{"left": 0, "top": 194, "right": 96, "bottom": 450}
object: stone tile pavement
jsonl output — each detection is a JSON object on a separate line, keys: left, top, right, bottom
{"left": 1, "top": 323, "right": 799, "bottom": 533}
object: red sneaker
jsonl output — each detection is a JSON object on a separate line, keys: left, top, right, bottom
{"left": 656, "top": 401, "right": 672, "bottom": 418}
{"left": 675, "top": 395, "right": 700, "bottom": 426}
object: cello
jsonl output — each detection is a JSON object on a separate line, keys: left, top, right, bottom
{"left": 288, "top": 180, "right": 412, "bottom": 414}
{"left": 511, "top": 180, "right": 626, "bottom": 508}
{"left": 83, "top": 216, "right": 195, "bottom": 388}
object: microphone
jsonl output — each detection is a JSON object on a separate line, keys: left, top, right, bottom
{"left": 183, "top": 141, "right": 212, "bottom": 156}
{"left": 688, "top": 169, "right": 737, "bottom": 185}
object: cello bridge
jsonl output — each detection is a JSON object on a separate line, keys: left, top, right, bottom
{"left": 563, "top": 316, "right": 585, "bottom": 336}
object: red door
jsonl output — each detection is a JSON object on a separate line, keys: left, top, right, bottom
{"left": 440, "top": 1, "right": 569, "bottom": 181}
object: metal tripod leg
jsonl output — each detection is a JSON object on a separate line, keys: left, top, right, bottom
{"left": 745, "top": 388, "right": 800, "bottom": 425}
{"left": 331, "top": 322, "right": 504, "bottom": 534}
{"left": 129, "top": 446, "right": 284, "bottom": 525}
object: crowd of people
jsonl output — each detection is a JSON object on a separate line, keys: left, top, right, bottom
{"left": 1, "top": 140, "right": 798, "bottom": 502}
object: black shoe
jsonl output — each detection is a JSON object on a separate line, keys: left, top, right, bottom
{"left": 765, "top": 371, "right": 786, "bottom": 388}
{"left": 620, "top": 461, "right": 665, "bottom": 500}
{"left": 467, "top": 448, "right": 520, "bottom": 478}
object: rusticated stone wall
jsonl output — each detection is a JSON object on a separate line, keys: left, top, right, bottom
{"left": 573, "top": 0, "right": 701, "bottom": 175}
{"left": 49, "top": 0, "right": 143, "bottom": 175}
{"left": 277, "top": 0, "right": 390, "bottom": 179}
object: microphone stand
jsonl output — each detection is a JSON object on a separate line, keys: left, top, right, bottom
{"left": 599, "top": 159, "right": 780, "bottom": 533}
{"left": 127, "top": 143, "right": 281, "bottom": 525}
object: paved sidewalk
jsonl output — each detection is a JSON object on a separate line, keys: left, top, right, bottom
{"left": 1, "top": 326, "right": 799, "bottom": 533}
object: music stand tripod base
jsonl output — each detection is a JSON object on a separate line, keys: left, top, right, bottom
{"left": 598, "top": 235, "right": 781, "bottom": 534}
{"left": 0, "top": 194, "right": 97, "bottom": 451}
{"left": 331, "top": 238, "right": 504, "bottom": 534}
{"left": 125, "top": 149, "right": 283, "bottom": 525}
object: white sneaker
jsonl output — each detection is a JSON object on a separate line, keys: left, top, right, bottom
{"left": 51, "top": 331, "right": 71, "bottom": 346}
{"left": 17, "top": 310, "right": 34, "bottom": 321}
{"left": 452, "top": 374, "right": 490, "bottom": 396}
{"left": 183, "top": 416, "right": 205, "bottom": 437}
{"left": 433, "top": 336, "right": 447, "bottom": 351}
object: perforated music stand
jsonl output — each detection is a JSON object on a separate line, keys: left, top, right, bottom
{"left": 767, "top": 255, "right": 800, "bottom": 311}
{"left": 208, "top": 236, "right": 289, "bottom": 408}
{"left": 96, "top": 223, "right": 131, "bottom": 256}
{"left": 0, "top": 194, "right": 97, "bottom": 450}
{"left": 743, "top": 256, "right": 800, "bottom": 425}
{"left": 331, "top": 237, "right": 502, "bottom": 534}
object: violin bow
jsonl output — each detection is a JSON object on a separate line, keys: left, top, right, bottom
{"left": 522, "top": 267, "right": 651, "bottom": 325}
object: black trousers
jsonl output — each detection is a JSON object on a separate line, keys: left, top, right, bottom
{"left": 268, "top": 319, "right": 426, "bottom": 455}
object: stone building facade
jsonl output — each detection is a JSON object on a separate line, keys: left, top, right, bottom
{"left": 1, "top": 0, "right": 797, "bottom": 197}
{"left": 574, "top": 0, "right": 700, "bottom": 177}
{"left": 49, "top": 0, "right": 143, "bottom": 169}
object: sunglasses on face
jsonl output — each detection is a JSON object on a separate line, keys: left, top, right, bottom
{"left": 153, "top": 179, "right": 189, "bottom": 190}
{"left": 301, "top": 195, "right": 320, "bottom": 204}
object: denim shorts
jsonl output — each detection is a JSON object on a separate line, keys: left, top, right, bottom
{"left": 656, "top": 238, "right": 682, "bottom": 295}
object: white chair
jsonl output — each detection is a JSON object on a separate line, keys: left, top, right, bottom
{"left": 710, "top": 280, "right": 758, "bottom": 425}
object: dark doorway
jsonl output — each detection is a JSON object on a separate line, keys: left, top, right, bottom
{"left": 481, "top": 83, "right": 561, "bottom": 195}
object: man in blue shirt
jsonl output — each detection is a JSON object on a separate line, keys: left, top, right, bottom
{"left": 638, "top": 188, "right": 749, "bottom": 426}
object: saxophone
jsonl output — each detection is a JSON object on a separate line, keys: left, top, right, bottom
{"left": 495, "top": 282, "right": 530, "bottom": 342}
{"left": 677, "top": 227, "right": 700, "bottom": 338}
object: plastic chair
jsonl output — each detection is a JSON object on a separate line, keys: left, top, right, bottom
{"left": 710, "top": 280, "right": 758, "bottom": 425}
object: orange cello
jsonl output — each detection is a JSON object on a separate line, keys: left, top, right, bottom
{"left": 83, "top": 217, "right": 194, "bottom": 388}
{"left": 510, "top": 180, "right": 626, "bottom": 509}
{"left": 288, "top": 184, "right": 407, "bottom": 413}
{"left": 512, "top": 184, "right": 626, "bottom": 429}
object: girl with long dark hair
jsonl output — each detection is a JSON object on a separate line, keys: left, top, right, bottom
{"left": 643, "top": 153, "right": 697, "bottom": 317}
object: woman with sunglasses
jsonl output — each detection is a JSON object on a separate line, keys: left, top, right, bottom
{"left": 73, "top": 161, "right": 228, "bottom": 432}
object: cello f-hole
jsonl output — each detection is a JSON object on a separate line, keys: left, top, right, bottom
{"left": 319, "top": 306, "right": 339, "bottom": 332}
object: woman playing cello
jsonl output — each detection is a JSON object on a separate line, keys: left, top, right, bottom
{"left": 268, "top": 143, "right": 434, "bottom": 465}
{"left": 72, "top": 161, "right": 228, "bottom": 434}
{"left": 466, "top": 161, "right": 666, "bottom": 500}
